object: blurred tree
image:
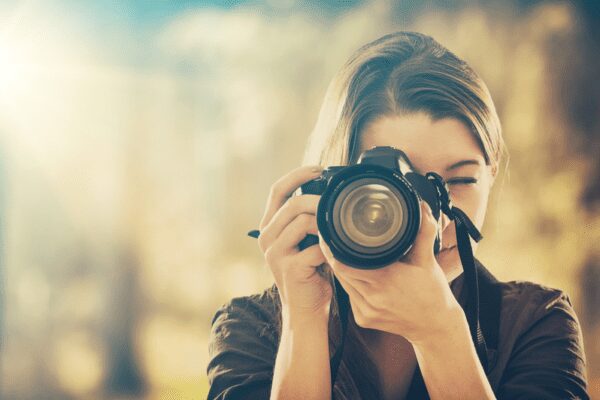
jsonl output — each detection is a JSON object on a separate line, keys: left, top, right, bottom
{"left": 104, "top": 247, "right": 146, "bottom": 396}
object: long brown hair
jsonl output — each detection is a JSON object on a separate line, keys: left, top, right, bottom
{"left": 301, "top": 31, "right": 506, "bottom": 398}
{"left": 303, "top": 31, "right": 505, "bottom": 173}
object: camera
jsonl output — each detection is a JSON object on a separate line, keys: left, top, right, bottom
{"left": 298, "top": 146, "right": 451, "bottom": 269}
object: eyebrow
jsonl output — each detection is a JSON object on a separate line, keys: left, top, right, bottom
{"left": 445, "top": 159, "right": 482, "bottom": 171}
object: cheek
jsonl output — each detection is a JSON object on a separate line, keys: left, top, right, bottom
{"left": 449, "top": 185, "right": 490, "bottom": 230}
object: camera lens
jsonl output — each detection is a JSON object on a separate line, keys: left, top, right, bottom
{"left": 314, "top": 150, "right": 429, "bottom": 269}
{"left": 340, "top": 184, "right": 403, "bottom": 247}
{"left": 331, "top": 178, "right": 409, "bottom": 255}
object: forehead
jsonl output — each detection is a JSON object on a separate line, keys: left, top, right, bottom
{"left": 360, "top": 113, "right": 485, "bottom": 170}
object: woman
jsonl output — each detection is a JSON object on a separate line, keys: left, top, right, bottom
{"left": 207, "top": 32, "right": 589, "bottom": 399}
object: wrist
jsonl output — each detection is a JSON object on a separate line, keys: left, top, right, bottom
{"left": 409, "top": 304, "right": 495, "bottom": 400}
{"left": 410, "top": 301, "right": 467, "bottom": 350}
{"left": 273, "top": 305, "right": 332, "bottom": 400}
{"left": 282, "top": 304, "right": 330, "bottom": 329}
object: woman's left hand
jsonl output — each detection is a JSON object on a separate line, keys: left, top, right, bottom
{"left": 319, "top": 201, "right": 464, "bottom": 346}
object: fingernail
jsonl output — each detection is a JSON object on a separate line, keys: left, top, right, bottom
{"left": 311, "top": 166, "right": 324, "bottom": 173}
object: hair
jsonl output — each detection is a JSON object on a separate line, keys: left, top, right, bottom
{"left": 303, "top": 31, "right": 506, "bottom": 175}
{"left": 298, "top": 31, "right": 507, "bottom": 397}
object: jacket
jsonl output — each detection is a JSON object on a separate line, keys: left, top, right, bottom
{"left": 207, "top": 259, "right": 589, "bottom": 399}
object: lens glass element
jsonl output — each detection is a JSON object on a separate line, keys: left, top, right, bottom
{"left": 339, "top": 184, "right": 403, "bottom": 247}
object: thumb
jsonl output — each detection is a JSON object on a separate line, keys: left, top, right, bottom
{"left": 406, "top": 201, "right": 438, "bottom": 264}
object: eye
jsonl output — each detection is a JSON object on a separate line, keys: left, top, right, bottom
{"left": 447, "top": 177, "right": 478, "bottom": 186}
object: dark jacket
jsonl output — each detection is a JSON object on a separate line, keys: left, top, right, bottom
{"left": 207, "top": 260, "right": 589, "bottom": 399}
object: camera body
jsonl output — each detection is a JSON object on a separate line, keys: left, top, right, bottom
{"left": 299, "top": 146, "right": 449, "bottom": 269}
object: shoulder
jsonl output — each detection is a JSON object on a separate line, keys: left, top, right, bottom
{"left": 500, "top": 280, "right": 574, "bottom": 324}
{"left": 207, "top": 285, "right": 281, "bottom": 399}
{"left": 496, "top": 279, "right": 584, "bottom": 354}
{"left": 497, "top": 279, "right": 580, "bottom": 335}
{"left": 492, "top": 279, "right": 589, "bottom": 399}
{"left": 212, "top": 284, "right": 281, "bottom": 323}
{"left": 209, "top": 284, "right": 281, "bottom": 352}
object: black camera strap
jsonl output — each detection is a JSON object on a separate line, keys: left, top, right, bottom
{"left": 330, "top": 275, "right": 349, "bottom": 385}
{"left": 451, "top": 206, "right": 488, "bottom": 370}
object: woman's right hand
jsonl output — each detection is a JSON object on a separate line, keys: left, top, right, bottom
{"left": 257, "top": 165, "right": 332, "bottom": 319}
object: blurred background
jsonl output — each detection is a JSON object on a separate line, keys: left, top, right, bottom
{"left": 0, "top": 0, "right": 599, "bottom": 399}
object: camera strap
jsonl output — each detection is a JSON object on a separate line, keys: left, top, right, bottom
{"left": 448, "top": 205, "right": 488, "bottom": 369}
{"left": 427, "top": 172, "right": 489, "bottom": 371}
{"left": 330, "top": 275, "right": 349, "bottom": 385}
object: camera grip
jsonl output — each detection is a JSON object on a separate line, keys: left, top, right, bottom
{"left": 298, "top": 233, "right": 319, "bottom": 251}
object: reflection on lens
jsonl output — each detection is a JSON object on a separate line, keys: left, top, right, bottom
{"left": 354, "top": 198, "right": 390, "bottom": 236}
{"left": 339, "top": 184, "right": 403, "bottom": 247}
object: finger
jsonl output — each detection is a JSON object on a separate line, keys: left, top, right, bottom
{"left": 267, "top": 228, "right": 326, "bottom": 282}
{"left": 317, "top": 232, "right": 334, "bottom": 262}
{"left": 272, "top": 244, "right": 327, "bottom": 283}
{"left": 318, "top": 233, "right": 377, "bottom": 285}
{"left": 274, "top": 213, "right": 319, "bottom": 253}
{"left": 334, "top": 270, "right": 368, "bottom": 304}
{"left": 295, "top": 243, "right": 326, "bottom": 267}
{"left": 334, "top": 265, "right": 374, "bottom": 295}
{"left": 258, "top": 194, "right": 320, "bottom": 252}
{"left": 259, "top": 165, "right": 323, "bottom": 230}
{"left": 334, "top": 272, "right": 372, "bottom": 326}
{"left": 406, "top": 201, "right": 438, "bottom": 264}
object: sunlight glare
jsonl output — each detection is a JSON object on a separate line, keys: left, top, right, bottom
{"left": 0, "top": 38, "right": 24, "bottom": 103}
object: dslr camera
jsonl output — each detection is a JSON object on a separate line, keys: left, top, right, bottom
{"left": 299, "top": 146, "right": 452, "bottom": 269}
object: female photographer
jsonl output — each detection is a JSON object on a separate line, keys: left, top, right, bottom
{"left": 207, "top": 31, "right": 589, "bottom": 399}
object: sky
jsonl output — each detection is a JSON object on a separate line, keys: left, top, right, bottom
{"left": 0, "top": 0, "right": 368, "bottom": 72}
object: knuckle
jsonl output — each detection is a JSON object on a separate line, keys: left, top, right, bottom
{"left": 427, "top": 210, "right": 438, "bottom": 224}
{"left": 264, "top": 247, "right": 278, "bottom": 265}
{"left": 353, "top": 309, "right": 370, "bottom": 328}
{"left": 422, "top": 203, "right": 433, "bottom": 217}
{"left": 287, "top": 213, "right": 310, "bottom": 234}
{"left": 351, "top": 306, "right": 364, "bottom": 326}
{"left": 297, "top": 213, "right": 313, "bottom": 227}
{"left": 428, "top": 211, "right": 438, "bottom": 224}
{"left": 421, "top": 213, "right": 435, "bottom": 228}
{"left": 257, "top": 235, "right": 269, "bottom": 253}
{"left": 312, "top": 249, "right": 326, "bottom": 266}
{"left": 257, "top": 236, "right": 265, "bottom": 252}
{"left": 361, "top": 306, "right": 375, "bottom": 322}
{"left": 330, "top": 259, "right": 345, "bottom": 271}
{"left": 284, "top": 196, "right": 300, "bottom": 214}
{"left": 270, "top": 179, "right": 285, "bottom": 198}
{"left": 275, "top": 198, "right": 292, "bottom": 217}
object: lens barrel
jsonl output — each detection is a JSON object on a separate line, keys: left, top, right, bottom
{"left": 317, "top": 164, "right": 422, "bottom": 269}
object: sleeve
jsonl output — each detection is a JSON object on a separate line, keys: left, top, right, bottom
{"left": 206, "top": 297, "right": 279, "bottom": 400}
{"left": 497, "top": 291, "right": 589, "bottom": 400}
